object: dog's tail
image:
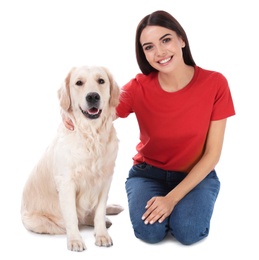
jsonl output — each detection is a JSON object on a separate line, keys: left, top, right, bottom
{"left": 106, "top": 204, "right": 124, "bottom": 215}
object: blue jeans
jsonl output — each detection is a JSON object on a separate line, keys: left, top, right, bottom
{"left": 125, "top": 163, "right": 220, "bottom": 245}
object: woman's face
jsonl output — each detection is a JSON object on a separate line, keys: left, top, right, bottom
{"left": 140, "top": 26, "right": 185, "bottom": 73}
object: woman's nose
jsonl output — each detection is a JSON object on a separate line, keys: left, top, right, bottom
{"left": 156, "top": 45, "right": 166, "bottom": 56}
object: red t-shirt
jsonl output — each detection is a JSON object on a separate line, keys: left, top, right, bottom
{"left": 116, "top": 66, "right": 235, "bottom": 172}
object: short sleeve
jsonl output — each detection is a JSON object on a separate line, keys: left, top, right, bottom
{"left": 211, "top": 73, "right": 235, "bottom": 120}
{"left": 116, "top": 79, "right": 136, "bottom": 118}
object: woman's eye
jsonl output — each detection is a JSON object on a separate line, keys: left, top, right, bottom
{"left": 98, "top": 78, "right": 105, "bottom": 84}
{"left": 76, "top": 80, "right": 83, "bottom": 86}
{"left": 144, "top": 45, "right": 153, "bottom": 51}
{"left": 162, "top": 37, "right": 171, "bottom": 43}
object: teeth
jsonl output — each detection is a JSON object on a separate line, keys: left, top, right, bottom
{"left": 87, "top": 108, "right": 99, "bottom": 115}
{"left": 159, "top": 57, "right": 171, "bottom": 64}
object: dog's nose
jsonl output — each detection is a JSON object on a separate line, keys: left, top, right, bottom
{"left": 86, "top": 92, "right": 100, "bottom": 105}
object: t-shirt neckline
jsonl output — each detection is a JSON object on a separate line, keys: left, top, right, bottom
{"left": 155, "top": 66, "right": 199, "bottom": 94}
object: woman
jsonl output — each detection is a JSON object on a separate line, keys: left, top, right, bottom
{"left": 64, "top": 10, "right": 235, "bottom": 245}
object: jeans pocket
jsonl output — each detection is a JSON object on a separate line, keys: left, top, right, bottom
{"left": 128, "top": 162, "right": 152, "bottom": 179}
{"left": 132, "top": 162, "right": 151, "bottom": 171}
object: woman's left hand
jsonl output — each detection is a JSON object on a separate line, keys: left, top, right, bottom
{"left": 142, "top": 196, "right": 175, "bottom": 224}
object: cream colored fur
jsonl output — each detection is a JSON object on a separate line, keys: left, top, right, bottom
{"left": 21, "top": 66, "right": 123, "bottom": 252}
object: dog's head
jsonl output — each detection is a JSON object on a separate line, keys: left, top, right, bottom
{"left": 58, "top": 66, "right": 120, "bottom": 122}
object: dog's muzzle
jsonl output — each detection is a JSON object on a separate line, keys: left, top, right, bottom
{"left": 80, "top": 92, "right": 102, "bottom": 119}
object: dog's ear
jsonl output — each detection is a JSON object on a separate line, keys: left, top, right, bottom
{"left": 57, "top": 69, "right": 74, "bottom": 111}
{"left": 103, "top": 67, "right": 120, "bottom": 108}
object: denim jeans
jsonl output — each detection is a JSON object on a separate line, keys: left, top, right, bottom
{"left": 125, "top": 162, "right": 220, "bottom": 245}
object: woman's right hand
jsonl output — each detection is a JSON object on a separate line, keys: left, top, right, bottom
{"left": 61, "top": 110, "right": 74, "bottom": 130}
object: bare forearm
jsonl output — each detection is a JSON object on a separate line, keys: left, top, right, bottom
{"left": 167, "top": 152, "right": 220, "bottom": 204}
{"left": 167, "top": 119, "right": 226, "bottom": 205}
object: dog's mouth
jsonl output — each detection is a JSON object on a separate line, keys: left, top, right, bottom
{"left": 80, "top": 106, "right": 102, "bottom": 119}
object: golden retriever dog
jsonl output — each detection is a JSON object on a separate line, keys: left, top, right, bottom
{"left": 21, "top": 66, "right": 123, "bottom": 252}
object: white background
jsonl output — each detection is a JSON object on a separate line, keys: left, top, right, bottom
{"left": 0, "top": 0, "right": 258, "bottom": 259}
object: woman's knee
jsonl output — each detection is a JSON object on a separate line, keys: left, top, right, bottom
{"left": 133, "top": 222, "right": 168, "bottom": 244}
{"left": 171, "top": 223, "right": 209, "bottom": 245}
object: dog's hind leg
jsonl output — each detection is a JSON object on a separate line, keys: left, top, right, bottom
{"left": 21, "top": 211, "right": 66, "bottom": 235}
{"left": 84, "top": 212, "right": 112, "bottom": 228}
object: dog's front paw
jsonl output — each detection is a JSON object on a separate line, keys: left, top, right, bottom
{"left": 67, "top": 239, "right": 87, "bottom": 252}
{"left": 95, "top": 235, "right": 113, "bottom": 247}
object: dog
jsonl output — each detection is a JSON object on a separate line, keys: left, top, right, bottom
{"left": 21, "top": 66, "right": 123, "bottom": 252}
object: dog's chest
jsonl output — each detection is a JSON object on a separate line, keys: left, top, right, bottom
{"left": 74, "top": 129, "right": 115, "bottom": 160}
{"left": 54, "top": 126, "right": 117, "bottom": 175}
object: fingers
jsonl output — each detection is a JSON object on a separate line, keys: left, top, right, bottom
{"left": 143, "top": 210, "right": 166, "bottom": 224}
{"left": 142, "top": 198, "right": 155, "bottom": 223}
{"left": 66, "top": 118, "right": 74, "bottom": 131}
{"left": 142, "top": 197, "right": 171, "bottom": 224}
{"left": 61, "top": 110, "right": 74, "bottom": 130}
{"left": 158, "top": 214, "right": 166, "bottom": 223}
{"left": 142, "top": 205, "right": 166, "bottom": 225}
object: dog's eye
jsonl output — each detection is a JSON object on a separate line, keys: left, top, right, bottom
{"left": 76, "top": 80, "right": 84, "bottom": 86}
{"left": 98, "top": 78, "right": 105, "bottom": 84}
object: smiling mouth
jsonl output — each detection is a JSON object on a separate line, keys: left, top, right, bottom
{"left": 80, "top": 106, "right": 102, "bottom": 119}
{"left": 158, "top": 56, "right": 172, "bottom": 64}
